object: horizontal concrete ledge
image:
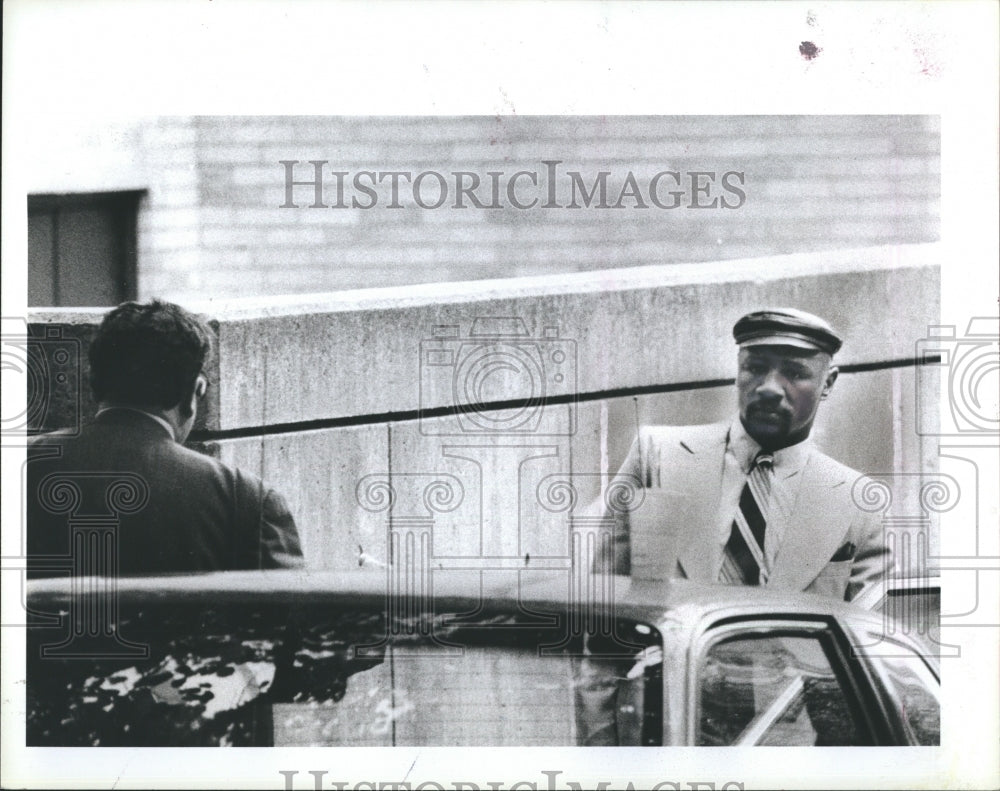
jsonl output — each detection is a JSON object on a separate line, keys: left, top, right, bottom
{"left": 28, "top": 243, "right": 939, "bottom": 432}
{"left": 178, "top": 242, "right": 940, "bottom": 318}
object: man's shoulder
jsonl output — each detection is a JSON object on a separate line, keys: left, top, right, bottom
{"left": 806, "top": 446, "right": 866, "bottom": 485}
{"left": 177, "top": 443, "right": 279, "bottom": 497}
{"left": 638, "top": 421, "right": 729, "bottom": 446}
{"left": 803, "top": 447, "right": 882, "bottom": 519}
{"left": 169, "top": 441, "right": 253, "bottom": 483}
{"left": 27, "top": 427, "right": 86, "bottom": 452}
{"left": 28, "top": 422, "right": 272, "bottom": 499}
{"left": 27, "top": 428, "right": 79, "bottom": 443}
{"left": 27, "top": 422, "right": 109, "bottom": 464}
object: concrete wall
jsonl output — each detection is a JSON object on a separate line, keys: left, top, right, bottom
{"left": 25, "top": 116, "right": 939, "bottom": 303}
{"left": 27, "top": 243, "right": 941, "bottom": 575}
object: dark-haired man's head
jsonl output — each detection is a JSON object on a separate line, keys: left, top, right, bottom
{"left": 732, "top": 308, "right": 842, "bottom": 451}
{"left": 89, "top": 300, "right": 213, "bottom": 442}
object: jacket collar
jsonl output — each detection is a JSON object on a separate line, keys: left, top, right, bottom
{"left": 673, "top": 418, "right": 849, "bottom": 588}
{"left": 727, "top": 417, "right": 813, "bottom": 479}
{"left": 766, "top": 453, "right": 855, "bottom": 591}
{"left": 94, "top": 406, "right": 176, "bottom": 441}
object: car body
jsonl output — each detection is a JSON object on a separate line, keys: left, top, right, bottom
{"left": 24, "top": 569, "right": 939, "bottom": 746}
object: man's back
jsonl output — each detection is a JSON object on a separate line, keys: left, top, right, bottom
{"left": 28, "top": 409, "right": 303, "bottom": 575}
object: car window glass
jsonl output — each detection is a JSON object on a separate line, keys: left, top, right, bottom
{"left": 698, "top": 632, "right": 867, "bottom": 746}
{"left": 27, "top": 603, "right": 287, "bottom": 746}
{"left": 276, "top": 644, "right": 588, "bottom": 746}
{"left": 864, "top": 637, "right": 940, "bottom": 746}
{"left": 27, "top": 602, "right": 662, "bottom": 747}
{"left": 271, "top": 615, "right": 662, "bottom": 747}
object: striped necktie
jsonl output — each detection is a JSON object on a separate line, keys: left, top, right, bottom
{"left": 720, "top": 452, "right": 774, "bottom": 586}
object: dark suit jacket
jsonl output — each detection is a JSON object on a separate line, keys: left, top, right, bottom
{"left": 27, "top": 409, "right": 304, "bottom": 576}
{"left": 600, "top": 422, "right": 891, "bottom": 603}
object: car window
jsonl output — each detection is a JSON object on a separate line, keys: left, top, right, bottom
{"left": 863, "top": 636, "right": 940, "bottom": 746}
{"left": 27, "top": 601, "right": 662, "bottom": 747}
{"left": 697, "top": 631, "right": 870, "bottom": 746}
{"left": 27, "top": 603, "right": 289, "bottom": 746}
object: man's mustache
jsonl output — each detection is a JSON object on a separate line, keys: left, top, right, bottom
{"left": 745, "top": 402, "right": 789, "bottom": 420}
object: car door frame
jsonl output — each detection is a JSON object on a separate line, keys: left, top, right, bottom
{"left": 840, "top": 619, "right": 942, "bottom": 746}
{"left": 682, "top": 612, "right": 900, "bottom": 746}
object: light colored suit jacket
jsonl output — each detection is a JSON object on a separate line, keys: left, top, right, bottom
{"left": 600, "top": 422, "right": 891, "bottom": 603}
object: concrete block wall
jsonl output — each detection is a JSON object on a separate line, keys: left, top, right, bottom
{"left": 134, "top": 118, "right": 203, "bottom": 297}
{"left": 27, "top": 244, "right": 941, "bottom": 576}
{"left": 25, "top": 116, "right": 939, "bottom": 303}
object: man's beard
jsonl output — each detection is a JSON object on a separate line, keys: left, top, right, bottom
{"left": 743, "top": 402, "right": 791, "bottom": 436}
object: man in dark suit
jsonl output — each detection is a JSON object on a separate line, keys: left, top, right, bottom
{"left": 599, "top": 308, "right": 891, "bottom": 603}
{"left": 27, "top": 300, "right": 304, "bottom": 576}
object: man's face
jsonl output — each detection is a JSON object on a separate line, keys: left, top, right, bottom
{"left": 737, "top": 345, "right": 838, "bottom": 450}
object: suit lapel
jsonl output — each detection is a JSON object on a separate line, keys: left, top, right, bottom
{"left": 766, "top": 450, "right": 852, "bottom": 591}
{"left": 672, "top": 424, "right": 729, "bottom": 583}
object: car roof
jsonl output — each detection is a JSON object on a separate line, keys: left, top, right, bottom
{"left": 26, "top": 568, "right": 882, "bottom": 631}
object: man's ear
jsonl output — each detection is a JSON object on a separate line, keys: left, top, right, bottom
{"left": 178, "top": 378, "right": 201, "bottom": 421}
{"left": 820, "top": 365, "right": 839, "bottom": 399}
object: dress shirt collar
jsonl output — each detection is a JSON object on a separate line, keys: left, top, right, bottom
{"left": 727, "top": 417, "right": 812, "bottom": 475}
{"left": 95, "top": 406, "right": 176, "bottom": 441}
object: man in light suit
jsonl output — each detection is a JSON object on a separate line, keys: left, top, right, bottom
{"left": 28, "top": 300, "right": 304, "bottom": 577}
{"left": 599, "top": 308, "right": 891, "bottom": 603}
{"left": 575, "top": 309, "right": 892, "bottom": 745}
